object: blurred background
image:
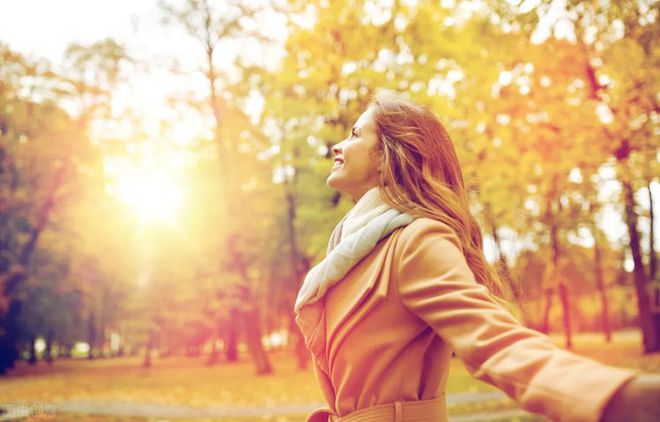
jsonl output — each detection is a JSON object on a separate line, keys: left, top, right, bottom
{"left": 0, "top": 0, "right": 658, "bottom": 421}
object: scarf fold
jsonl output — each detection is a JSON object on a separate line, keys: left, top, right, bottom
{"left": 294, "top": 186, "right": 416, "bottom": 371}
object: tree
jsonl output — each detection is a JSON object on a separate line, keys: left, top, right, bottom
{"left": 159, "top": 0, "right": 283, "bottom": 374}
{"left": 0, "top": 40, "right": 127, "bottom": 373}
{"left": 562, "top": 0, "right": 660, "bottom": 352}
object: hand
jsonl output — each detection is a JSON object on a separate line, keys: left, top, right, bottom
{"left": 600, "top": 373, "right": 660, "bottom": 422}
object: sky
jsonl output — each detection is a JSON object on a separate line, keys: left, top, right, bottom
{"left": 1, "top": 0, "right": 176, "bottom": 63}
{"left": 0, "top": 0, "right": 285, "bottom": 142}
{"left": 0, "top": 0, "right": 290, "bottom": 68}
{"left": 1, "top": 0, "right": 657, "bottom": 268}
{"left": 1, "top": 0, "right": 201, "bottom": 142}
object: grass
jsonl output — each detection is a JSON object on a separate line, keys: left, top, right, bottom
{"left": 23, "top": 414, "right": 308, "bottom": 422}
{"left": 1, "top": 352, "right": 323, "bottom": 406}
{"left": 2, "top": 352, "right": 496, "bottom": 405}
{"left": 2, "top": 330, "right": 658, "bottom": 421}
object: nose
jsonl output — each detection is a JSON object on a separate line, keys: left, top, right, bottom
{"left": 332, "top": 140, "right": 344, "bottom": 156}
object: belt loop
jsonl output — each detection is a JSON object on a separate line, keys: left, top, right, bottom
{"left": 393, "top": 400, "right": 402, "bottom": 422}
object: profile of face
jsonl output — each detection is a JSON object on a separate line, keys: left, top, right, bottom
{"left": 326, "top": 106, "right": 382, "bottom": 202}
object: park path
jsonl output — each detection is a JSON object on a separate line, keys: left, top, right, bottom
{"left": 1, "top": 391, "right": 547, "bottom": 421}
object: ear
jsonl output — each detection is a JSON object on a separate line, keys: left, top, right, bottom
{"left": 372, "top": 147, "right": 384, "bottom": 173}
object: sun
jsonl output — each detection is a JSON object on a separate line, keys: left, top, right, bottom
{"left": 117, "top": 172, "right": 183, "bottom": 221}
{"left": 109, "top": 162, "right": 185, "bottom": 224}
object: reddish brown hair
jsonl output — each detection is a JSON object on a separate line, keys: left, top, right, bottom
{"left": 369, "top": 91, "right": 513, "bottom": 302}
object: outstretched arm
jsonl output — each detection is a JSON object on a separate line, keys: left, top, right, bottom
{"left": 393, "top": 219, "right": 641, "bottom": 422}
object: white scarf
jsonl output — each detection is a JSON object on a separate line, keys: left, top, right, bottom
{"left": 294, "top": 186, "right": 416, "bottom": 370}
{"left": 339, "top": 187, "right": 392, "bottom": 241}
{"left": 325, "top": 186, "right": 395, "bottom": 256}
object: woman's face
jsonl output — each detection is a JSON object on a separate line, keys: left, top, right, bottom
{"left": 326, "top": 106, "right": 381, "bottom": 201}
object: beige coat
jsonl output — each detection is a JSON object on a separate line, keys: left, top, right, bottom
{"left": 302, "top": 217, "right": 637, "bottom": 422}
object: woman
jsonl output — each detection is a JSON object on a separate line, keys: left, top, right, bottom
{"left": 294, "top": 91, "right": 660, "bottom": 422}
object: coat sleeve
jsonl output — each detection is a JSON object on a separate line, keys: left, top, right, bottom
{"left": 393, "top": 219, "right": 638, "bottom": 422}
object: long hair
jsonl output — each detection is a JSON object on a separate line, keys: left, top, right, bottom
{"left": 369, "top": 91, "right": 515, "bottom": 303}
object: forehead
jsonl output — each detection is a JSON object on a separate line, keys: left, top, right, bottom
{"left": 354, "top": 106, "right": 376, "bottom": 130}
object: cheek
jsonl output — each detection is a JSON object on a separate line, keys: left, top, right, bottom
{"left": 363, "top": 148, "right": 381, "bottom": 176}
{"left": 343, "top": 143, "right": 379, "bottom": 179}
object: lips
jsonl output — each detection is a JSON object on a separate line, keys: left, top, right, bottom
{"left": 331, "top": 158, "right": 344, "bottom": 171}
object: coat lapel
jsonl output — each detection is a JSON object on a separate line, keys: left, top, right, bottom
{"left": 324, "top": 229, "right": 401, "bottom": 345}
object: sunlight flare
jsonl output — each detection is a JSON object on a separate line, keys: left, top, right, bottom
{"left": 108, "top": 161, "right": 185, "bottom": 223}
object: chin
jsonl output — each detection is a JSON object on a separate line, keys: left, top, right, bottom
{"left": 326, "top": 173, "right": 345, "bottom": 192}
{"left": 326, "top": 174, "right": 339, "bottom": 190}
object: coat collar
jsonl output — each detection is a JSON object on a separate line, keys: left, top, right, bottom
{"left": 297, "top": 226, "right": 405, "bottom": 377}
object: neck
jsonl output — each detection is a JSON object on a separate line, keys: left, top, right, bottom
{"left": 341, "top": 186, "right": 389, "bottom": 239}
{"left": 350, "top": 184, "right": 378, "bottom": 202}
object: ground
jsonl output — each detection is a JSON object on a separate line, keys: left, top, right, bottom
{"left": 1, "top": 330, "right": 658, "bottom": 421}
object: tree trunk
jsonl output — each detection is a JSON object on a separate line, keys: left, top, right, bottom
{"left": 541, "top": 287, "right": 553, "bottom": 334}
{"left": 558, "top": 281, "right": 572, "bottom": 350}
{"left": 484, "top": 203, "right": 519, "bottom": 297}
{"left": 206, "top": 335, "right": 220, "bottom": 366}
{"left": 236, "top": 285, "right": 272, "bottom": 375}
{"left": 45, "top": 329, "right": 54, "bottom": 364}
{"left": 0, "top": 166, "right": 66, "bottom": 374}
{"left": 143, "top": 327, "right": 154, "bottom": 368}
{"left": 225, "top": 308, "right": 239, "bottom": 362}
{"left": 282, "top": 159, "right": 312, "bottom": 369}
{"left": 594, "top": 235, "right": 612, "bottom": 342}
{"left": 588, "top": 198, "right": 612, "bottom": 343}
{"left": 549, "top": 192, "right": 572, "bottom": 348}
{"left": 620, "top": 166, "right": 659, "bottom": 352}
{"left": 28, "top": 336, "right": 37, "bottom": 365}
{"left": 227, "top": 235, "right": 273, "bottom": 373}
{"left": 648, "top": 181, "right": 657, "bottom": 281}
{"left": 240, "top": 294, "right": 273, "bottom": 375}
{"left": 87, "top": 310, "right": 96, "bottom": 360}
{"left": 0, "top": 298, "right": 22, "bottom": 373}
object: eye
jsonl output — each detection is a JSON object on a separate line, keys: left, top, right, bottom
{"left": 351, "top": 128, "right": 359, "bottom": 138}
